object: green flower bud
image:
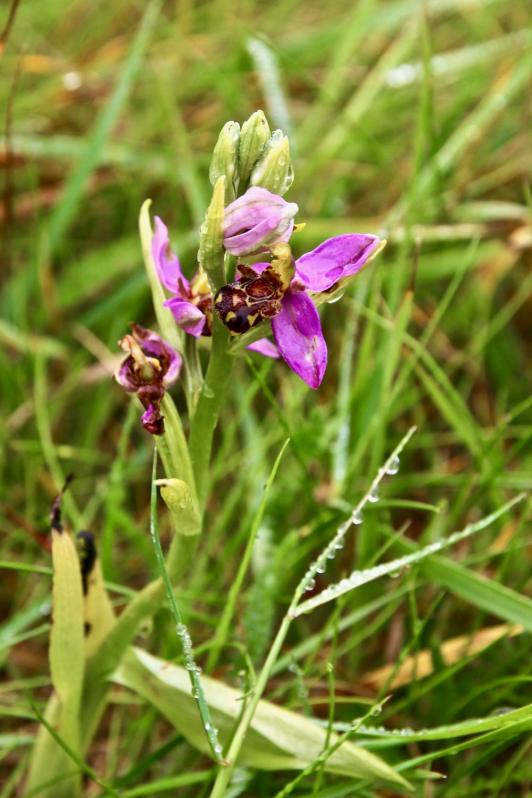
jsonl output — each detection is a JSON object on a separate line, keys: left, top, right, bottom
{"left": 238, "top": 110, "right": 271, "bottom": 185}
{"left": 209, "top": 121, "right": 240, "bottom": 202}
{"left": 250, "top": 129, "right": 294, "bottom": 196}
{"left": 156, "top": 478, "right": 202, "bottom": 537}
{"left": 198, "top": 176, "right": 226, "bottom": 292}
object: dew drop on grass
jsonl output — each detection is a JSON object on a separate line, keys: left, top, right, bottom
{"left": 352, "top": 509, "right": 363, "bottom": 525}
{"left": 368, "top": 486, "right": 379, "bottom": 503}
{"left": 370, "top": 704, "right": 382, "bottom": 717}
{"left": 386, "top": 455, "right": 400, "bottom": 475}
{"left": 305, "top": 577, "right": 316, "bottom": 591}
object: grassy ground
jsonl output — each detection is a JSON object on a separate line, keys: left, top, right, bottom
{"left": 1, "top": 0, "right": 531, "bottom": 795}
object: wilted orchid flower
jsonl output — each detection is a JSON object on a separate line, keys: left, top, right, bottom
{"left": 115, "top": 324, "right": 181, "bottom": 435}
{"left": 223, "top": 187, "right": 298, "bottom": 256}
{"left": 216, "top": 234, "right": 381, "bottom": 389}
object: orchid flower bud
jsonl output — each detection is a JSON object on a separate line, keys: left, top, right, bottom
{"left": 209, "top": 121, "right": 240, "bottom": 202}
{"left": 238, "top": 110, "right": 271, "bottom": 185}
{"left": 155, "top": 478, "right": 202, "bottom": 537}
{"left": 250, "top": 130, "right": 293, "bottom": 196}
{"left": 223, "top": 187, "right": 298, "bottom": 257}
{"left": 198, "top": 176, "right": 226, "bottom": 291}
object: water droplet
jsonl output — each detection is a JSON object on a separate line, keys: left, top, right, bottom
{"left": 176, "top": 623, "right": 186, "bottom": 636}
{"left": 214, "top": 743, "right": 223, "bottom": 757}
{"left": 305, "top": 577, "right": 316, "bottom": 591}
{"left": 326, "top": 549, "right": 336, "bottom": 559}
{"left": 352, "top": 509, "right": 363, "bottom": 525}
{"left": 204, "top": 722, "right": 212, "bottom": 732}
{"left": 327, "top": 292, "right": 344, "bottom": 304}
{"left": 316, "top": 562, "right": 326, "bottom": 574}
{"left": 389, "top": 569, "right": 402, "bottom": 579}
{"left": 191, "top": 688, "right": 199, "bottom": 699}
{"left": 333, "top": 538, "right": 344, "bottom": 550}
{"left": 490, "top": 706, "right": 513, "bottom": 717}
{"left": 386, "top": 455, "right": 400, "bottom": 475}
{"left": 368, "top": 487, "right": 379, "bottom": 503}
{"left": 370, "top": 705, "right": 382, "bottom": 717}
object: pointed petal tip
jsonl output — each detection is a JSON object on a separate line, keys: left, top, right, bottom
{"left": 272, "top": 290, "right": 327, "bottom": 389}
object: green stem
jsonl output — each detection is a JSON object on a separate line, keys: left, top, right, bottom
{"left": 188, "top": 316, "right": 233, "bottom": 508}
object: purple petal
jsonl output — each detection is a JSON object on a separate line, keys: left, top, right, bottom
{"left": 115, "top": 358, "right": 137, "bottom": 392}
{"left": 295, "top": 234, "right": 380, "bottom": 292}
{"left": 152, "top": 216, "right": 188, "bottom": 294}
{"left": 163, "top": 297, "right": 206, "bottom": 338}
{"left": 225, "top": 218, "right": 294, "bottom": 257}
{"left": 223, "top": 188, "right": 297, "bottom": 235}
{"left": 223, "top": 187, "right": 298, "bottom": 256}
{"left": 272, "top": 290, "right": 327, "bottom": 389}
{"left": 161, "top": 345, "right": 182, "bottom": 385}
{"left": 141, "top": 403, "right": 165, "bottom": 436}
{"left": 247, "top": 338, "right": 280, "bottom": 358}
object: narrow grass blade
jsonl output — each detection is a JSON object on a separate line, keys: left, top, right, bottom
{"left": 43, "top": 0, "right": 162, "bottom": 258}
{"left": 293, "top": 426, "right": 417, "bottom": 604}
{"left": 247, "top": 38, "right": 293, "bottom": 140}
{"left": 294, "top": 495, "right": 526, "bottom": 617}
{"left": 350, "top": 703, "right": 532, "bottom": 746}
{"left": 150, "top": 446, "right": 224, "bottom": 763}
{"left": 206, "top": 438, "right": 290, "bottom": 672}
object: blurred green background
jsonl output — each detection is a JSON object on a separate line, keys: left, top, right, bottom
{"left": 1, "top": 0, "right": 531, "bottom": 795}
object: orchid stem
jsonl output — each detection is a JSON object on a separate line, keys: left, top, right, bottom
{"left": 188, "top": 316, "right": 233, "bottom": 509}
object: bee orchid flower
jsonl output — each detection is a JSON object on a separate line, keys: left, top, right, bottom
{"left": 216, "top": 233, "right": 382, "bottom": 389}
{"left": 153, "top": 216, "right": 280, "bottom": 357}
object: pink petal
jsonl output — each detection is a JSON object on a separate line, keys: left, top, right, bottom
{"left": 225, "top": 218, "right": 294, "bottom": 257}
{"left": 247, "top": 338, "right": 280, "bottom": 358}
{"left": 163, "top": 297, "right": 205, "bottom": 337}
{"left": 295, "top": 234, "right": 380, "bottom": 292}
{"left": 223, "top": 187, "right": 298, "bottom": 256}
{"left": 152, "top": 216, "right": 189, "bottom": 294}
{"left": 223, "top": 187, "right": 297, "bottom": 235}
{"left": 272, "top": 290, "right": 327, "bottom": 389}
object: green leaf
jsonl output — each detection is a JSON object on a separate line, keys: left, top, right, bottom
{"left": 115, "top": 648, "right": 410, "bottom": 789}
{"left": 27, "top": 527, "right": 84, "bottom": 798}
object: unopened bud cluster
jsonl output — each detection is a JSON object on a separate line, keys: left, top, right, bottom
{"left": 208, "top": 110, "right": 293, "bottom": 200}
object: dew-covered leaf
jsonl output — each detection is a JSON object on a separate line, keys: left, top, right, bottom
{"left": 115, "top": 647, "right": 410, "bottom": 789}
